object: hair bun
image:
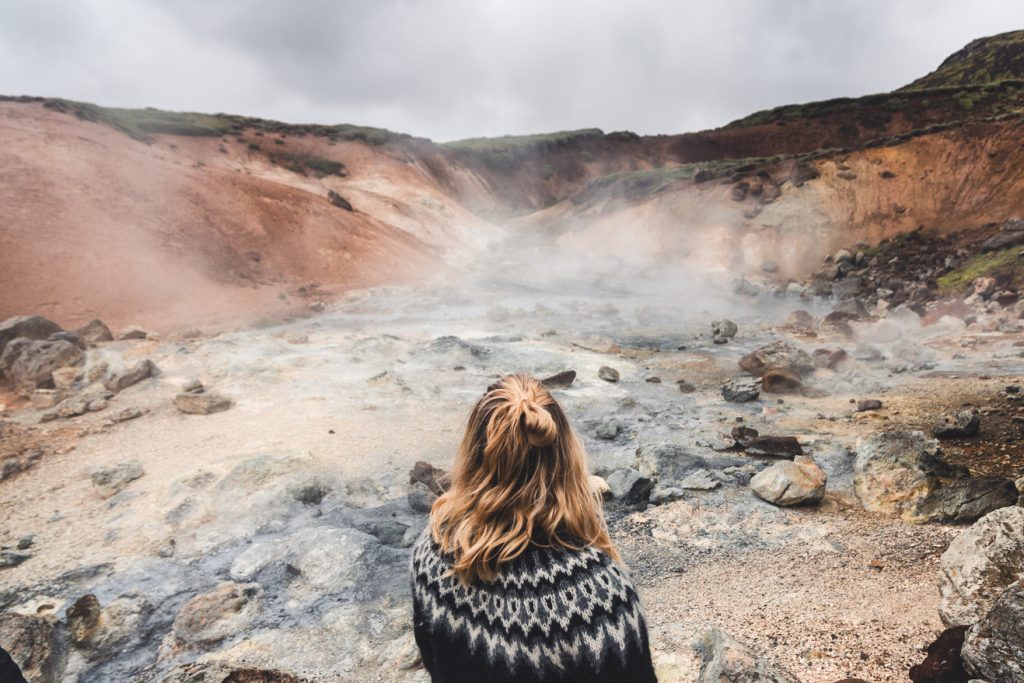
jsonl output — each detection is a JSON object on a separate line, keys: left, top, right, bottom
{"left": 521, "top": 400, "right": 557, "bottom": 447}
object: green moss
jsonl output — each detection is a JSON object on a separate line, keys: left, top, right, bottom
{"left": 937, "top": 246, "right": 1024, "bottom": 291}
{"left": 442, "top": 129, "right": 604, "bottom": 153}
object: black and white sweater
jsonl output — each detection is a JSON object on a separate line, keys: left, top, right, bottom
{"left": 410, "top": 532, "right": 658, "bottom": 683}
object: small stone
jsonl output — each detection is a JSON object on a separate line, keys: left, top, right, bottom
{"left": 933, "top": 411, "right": 980, "bottom": 438}
{"left": 0, "top": 550, "right": 32, "bottom": 567}
{"left": 722, "top": 378, "right": 759, "bottom": 403}
{"left": 598, "top": 366, "right": 620, "bottom": 383}
{"left": 117, "top": 326, "right": 150, "bottom": 341}
{"left": 678, "top": 469, "right": 720, "bottom": 491}
{"left": 856, "top": 399, "right": 883, "bottom": 412}
{"left": 181, "top": 378, "right": 203, "bottom": 392}
{"left": 677, "top": 380, "right": 696, "bottom": 393}
{"left": 711, "top": 320, "right": 738, "bottom": 341}
{"left": 174, "top": 391, "right": 232, "bottom": 415}
{"left": 596, "top": 421, "right": 620, "bottom": 440}
{"left": 605, "top": 467, "right": 653, "bottom": 504}
{"left": 540, "top": 370, "right": 576, "bottom": 389}
{"left": 104, "top": 359, "right": 158, "bottom": 393}
{"left": 91, "top": 460, "right": 144, "bottom": 498}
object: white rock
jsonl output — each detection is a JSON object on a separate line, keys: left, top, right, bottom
{"left": 751, "top": 456, "right": 827, "bottom": 506}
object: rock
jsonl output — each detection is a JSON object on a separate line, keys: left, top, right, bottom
{"left": 67, "top": 594, "right": 102, "bottom": 645}
{"left": 786, "top": 310, "right": 815, "bottom": 329}
{"left": 605, "top": 467, "right": 653, "bottom": 504}
{"left": 731, "top": 425, "right": 759, "bottom": 447}
{"left": 91, "top": 460, "right": 145, "bottom": 498}
{"left": 158, "top": 663, "right": 307, "bottom": 683}
{"left": 761, "top": 368, "right": 803, "bottom": 394}
{"left": 973, "top": 277, "right": 998, "bottom": 300}
{"left": 172, "top": 582, "right": 261, "bottom": 646}
{"left": 408, "top": 461, "right": 450, "bottom": 495}
{"left": 51, "top": 366, "right": 82, "bottom": 391}
{"left": 751, "top": 456, "right": 827, "bottom": 506}
{"left": 103, "top": 359, "right": 158, "bottom": 394}
{"left": 722, "top": 377, "right": 759, "bottom": 403}
{"left": 117, "top": 326, "right": 150, "bottom": 341}
{"left": 744, "top": 435, "right": 803, "bottom": 458}
{"left": 980, "top": 218, "right": 1024, "bottom": 252}
{"left": 711, "top": 319, "right": 738, "bottom": 343}
{"left": 181, "top": 378, "right": 203, "bottom": 392}
{"left": 407, "top": 482, "right": 436, "bottom": 513}
{"left": 5, "top": 339, "right": 84, "bottom": 394}
{"left": 327, "top": 189, "right": 353, "bottom": 211}
{"left": 174, "top": 390, "right": 233, "bottom": 415}
{"left": 730, "top": 182, "right": 749, "bottom": 201}
{"left": 738, "top": 341, "right": 814, "bottom": 377}
{"left": 48, "top": 331, "right": 84, "bottom": 349}
{"left": 596, "top": 421, "right": 620, "bottom": 440}
{"left": 813, "top": 348, "right": 849, "bottom": 370}
{"left": 677, "top": 469, "right": 720, "bottom": 491}
{"left": 540, "top": 370, "right": 576, "bottom": 389}
{"left": 938, "top": 506, "right": 1024, "bottom": 626}
{"left": 597, "top": 366, "right": 620, "bottom": 383}
{"left": 0, "top": 612, "right": 62, "bottom": 683}
{"left": 834, "top": 249, "right": 853, "bottom": 263}
{"left": 0, "top": 550, "right": 32, "bottom": 567}
{"left": 110, "top": 407, "right": 145, "bottom": 423}
{"left": 856, "top": 399, "right": 883, "bottom": 412}
{"left": 0, "top": 315, "right": 62, "bottom": 357}
{"left": 908, "top": 625, "right": 969, "bottom": 683}
{"left": 53, "top": 397, "right": 89, "bottom": 420}
{"left": 694, "top": 429, "right": 736, "bottom": 451}
{"left": 854, "top": 430, "right": 945, "bottom": 522}
{"left": 961, "top": 579, "right": 1024, "bottom": 682}
{"left": 30, "top": 389, "right": 61, "bottom": 410}
{"left": 651, "top": 621, "right": 799, "bottom": 683}
{"left": 785, "top": 282, "right": 807, "bottom": 298}
{"left": 74, "top": 319, "right": 114, "bottom": 345}
{"left": 933, "top": 411, "right": 980, "bottom": 439}
{"left": 832, "top": 277, "right": 863, "bottom": 300}
{"left": 676, "top": 379, "right": 696, "bottom": 393}
{"left": 761, "top": 260, "right": 778, "bottom": 273}
{"left": 917, "top": 477, "right": 1019, "bottom": 523}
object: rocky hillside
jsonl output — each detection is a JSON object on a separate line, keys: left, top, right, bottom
{"left": 4, "top": 31, "right": 1024, "bottom": 331}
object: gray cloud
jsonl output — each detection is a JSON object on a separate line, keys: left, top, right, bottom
{"left": 1, "top": 0, "right": 1023, "bottom": 141}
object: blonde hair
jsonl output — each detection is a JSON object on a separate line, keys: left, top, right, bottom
{"left": 430, "top": 373, "right": 618, "bottom": 584}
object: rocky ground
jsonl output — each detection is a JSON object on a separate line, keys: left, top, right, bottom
{"left": 0, "top": 246, "right": 1023, "bottom": 682}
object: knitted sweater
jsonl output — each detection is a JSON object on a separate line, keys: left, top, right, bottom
{"left": 410, "top": 532, "right": 657, "bottom": 683}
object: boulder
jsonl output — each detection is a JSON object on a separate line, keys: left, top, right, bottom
{"left": 117, "top": 326, "right": 150, "bottom": 340}
{"left": 738, "top": 341, "right": 814, "bottom": 377}
{"left": 174, "top": 390, "right": 233, "bottom": 415}
{"left": 751, "top": 456, "right": 827, "bottom": 506}
{"left": 933, "top": 411, "right": 980, "bottom": 439}
{"left": 979, "top": 218, "right": 1024, "bottom": 252}
{"left": 961, "top": 579, "right": 1024, "bottom": 682}
{"left": 605, "top": 467, "right": 653, "bottom": 504}
{"left": 785, "top": 310, "right": 815, "bottom": 329}
{"left": 4, "top": 339, "right": 84, "bottom": 394}
{"left": 598, "top": 366, "right": 620, "bottom": 383}
{"left": 67, "top": 594, "right": 102, "bottom": 645}
{"left": 74, "top": 319, "right": 114, "bottom": 345}
{"left": 854, "top": 430, "right": 944, "bottom": 522}
{"left": 722, "top": 377, "right": 759, "bottom": 403}
{"left": 938, "top": 506, "right": 1024, "bottom": 626}
{"left": 0, "top": 315, "right": 62, "bottom": 356}
{"left": 917, "top": 477, "right": 1019, "bottom": 523}
{"left": 172, "top": 582, "right": 261, "bottom": 646}
{"left": 408, "top": 461, "right": 450, "bottom": 495}
{"left": 635, "top": 443, "right": 708, "bottom": 483}
{"left": 0, "top": 612, "right": 62, "bottom": 683}
{"left": 104, "top": 359, "right": 158, "bottom": 394}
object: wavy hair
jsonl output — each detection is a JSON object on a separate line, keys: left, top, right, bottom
{"left": 429, "top": 373, "right": 618, "bottom": 584}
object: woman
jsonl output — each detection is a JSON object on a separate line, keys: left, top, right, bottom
{"left": 410, "top": 374, "right": 657, "bottom": 683}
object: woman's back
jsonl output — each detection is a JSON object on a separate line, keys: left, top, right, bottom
{"left": 411, "top": 531, "right": 657, "bottom": 683}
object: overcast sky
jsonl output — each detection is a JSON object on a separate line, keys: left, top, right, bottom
{"left": 2, "top": 1, "right": 1024, "bottom": 141}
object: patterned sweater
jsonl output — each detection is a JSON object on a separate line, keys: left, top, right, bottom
{"left": 410, "top": 532, "right": 657, "bottom": 683}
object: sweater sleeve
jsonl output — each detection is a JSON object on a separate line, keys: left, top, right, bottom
{"left": 0, "top": 646, "right": 28, "bottom": 683}
{"left": 412, "top": 571, "right": 436, "bottom": 677}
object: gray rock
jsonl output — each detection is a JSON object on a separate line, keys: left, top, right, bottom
{"left": 751, "top": 456, "right": 827, "bottom": 506}
{"left": 635, "top": 443, "right": 707, "bottom": 483}
{"left": 0, "top": 612, "right": 62, "bottom": 683}
{"left": 408, "top": 482, "right": 437, "bottom": 513}
{"left": 540, "top": 370, "right": 576, "bottom": 389}
{"left": 172, "top": 582, "right": 261, "bottom": 646}
{"left": 598, "top": 366, "right": 620, "bottom": 383}
{"left": 596, "top": 421, "right": 620, "bottom": 440}
{"left": 91, "top": 460, "right": 145, "bottom": 498}
{"left": 738, "top": 341, "right": 814, "bottom": 377}
{"left": 677, "top": 469, "right": 720, "bottom": 491}
{"left": 652, "top": 621, "right": 799, "bottom": 683}
{"left": 856, "top": 399, "right": 883, "bottom": 412}
{"left": 104, "top": 359, "right": 158, "bottom": 394}
{"left": 939, "top": 506, "right": 1024, "bottom": 626}
{"left": 831, "top": 277, "right": 863, "bottom": 300}
{"left": 74, "top": 319, "right": 114, "bottom": 345}
{"left": 722, "top": 377, "right": 760, "bottom": 403}
{"left": 174, "top": 390, "right": 233, "bottom": 415}
{"left": 4, "top": 339, "right": 84, "bottom": 395}
{"left": 0, "top": 550, "right": 32, "bottom": 567}
{"left": 961, "top": 579, "right": 1024, "bottom": 682}
{"left": 933, "top": 410, "right": 981, "bottom": 439}
{"left": 0, "top": 315, "right": 62, "bottom": 357}
{"left": 606, "top": 467, "right": 653, "bottom": 504}
{"left": 117, "top": 326, "right": 150, "bottom": 341}
{"left": 711, "top": 319, "right": 738, "bottom": 342}
{"left": 917, "top": 477, "right": 1019, "bottom": 523}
